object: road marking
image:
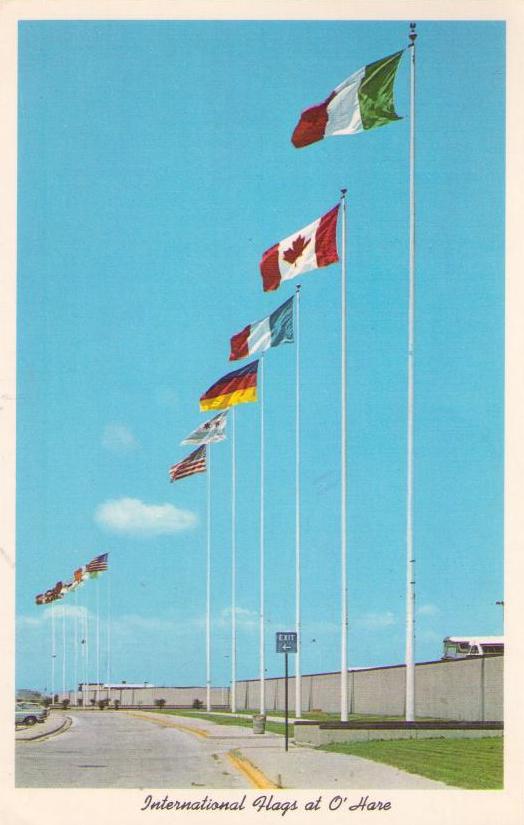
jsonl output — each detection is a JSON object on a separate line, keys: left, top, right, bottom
{"left": 124, "top": 711, "right": 209, "bottom": 738}
{"left": 227, "top": 751, "right": 279, "bottom": 789}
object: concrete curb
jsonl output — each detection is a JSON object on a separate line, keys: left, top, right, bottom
{"left": 16, "top": 714, "right": 72, "bottom": 743}
{"left": 227, "top": 751, "right": 280, "bottom": 789}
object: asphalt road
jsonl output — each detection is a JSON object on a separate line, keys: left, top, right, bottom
{"left": 15, "top": 711, "right": 251, "bottom": 789}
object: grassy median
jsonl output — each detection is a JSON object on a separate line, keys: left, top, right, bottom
{"left": 319, "top": 737, "right": 503, "bottom": 789}
{"left": 148, "top": 709, "right": 290, "bottom": 737}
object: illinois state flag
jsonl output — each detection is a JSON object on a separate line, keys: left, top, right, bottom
{"left": 230, "top": 297, "right": 294, "bottom": 361}
{"left": 181, "top": 411, "right": 228, "bottom": 445}
{"left": 200, "top": 361, "right": 258, "bottom": 411}
{"left": 260, "top": 205, "right": 339, "bottom": 292}
{"left": 292, "top": 51, "right": 403, "bottom": 148}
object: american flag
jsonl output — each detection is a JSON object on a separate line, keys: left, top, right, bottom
{"left": 86, "top": 553, "right": 109, "bottom": 573}
{"left": 169, "top": 445, "right": 207, "bottom": 482}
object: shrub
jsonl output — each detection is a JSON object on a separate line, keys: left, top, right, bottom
{"left": 192, "top": 699, "right": 204, "bottom": 709}
{"left": 114, "top": 699, "right": 120, "bottom": 710}
{"left": 98, "top": 699, "right": 109, "bottom": 710}
{"left": 154, "top": 698, "right": 166, "bottom": 709}
{"left": 61, "top": 698, "right": 70, "bottom": 709}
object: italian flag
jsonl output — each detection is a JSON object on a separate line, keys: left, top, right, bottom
{"left": 292, "top": 51, "right": 404, "bottom": 149}
{"left": 260, "top": 204, "right": 339, "bottom": 292}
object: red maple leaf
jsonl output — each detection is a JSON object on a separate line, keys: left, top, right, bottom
{"left": 282, "top": 234, "right": 310, "bottom": 265}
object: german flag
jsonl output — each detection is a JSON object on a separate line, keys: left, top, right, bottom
{"left": 200, "top": 360, "right": 258, "bottom": 411}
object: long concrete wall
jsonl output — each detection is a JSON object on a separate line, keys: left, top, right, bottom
{"left": 65, "top": 685, "right": 230, "bottom": 707}
{"left": 236, "top": 656, "right": 503, "bottom": 721}
{"left": 64, "top": 656, "right": 503, "bottom": 722}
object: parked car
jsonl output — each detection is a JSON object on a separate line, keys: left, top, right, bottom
{"left": 15, "top": 703, "right": 47, "bottom": 725}
{"left": 17, "top": 701, "right": 49, "bottom": 716}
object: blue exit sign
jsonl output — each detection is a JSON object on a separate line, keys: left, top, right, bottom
{"left": 276, "top": 632, "right": 297, "bottom": 653}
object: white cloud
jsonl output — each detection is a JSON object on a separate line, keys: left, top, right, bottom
{"left": 214, "top": 606, "right": 259, "bottom": 632}
{"left": 355, "top": 611, "right": 396, "bottom": 630}
{"left": 17, "top": 616, "right": 42, "bottom": 628}
{"left": 18, "top": 604, "right": 92, "bottom": 628}
{"left": 95, "top": 497, "right": 197, "bottom": 536}
{"left": 417, "top": 603, "right": 439, "bottom": 617}
{"left": 102, "top": 423, "right": 138, "bottom": 452}
{"left": 42, "top": 604, "right": 89, "bottom": 621}
{"left": 110, "top": 614, "right": 178, "bottom": 635}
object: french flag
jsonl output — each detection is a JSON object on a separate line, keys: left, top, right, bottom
{"left": 229, "top": 296, "right": 294, "bottom": 361}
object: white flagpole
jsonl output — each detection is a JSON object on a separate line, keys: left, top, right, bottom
{"left": 74, "top": 589, "right": 78, "bottom": 705}
{"left": 96, "top": 580, "right": 100, "bottom": 704}
{"left": 405, "top": 22, "right": 417, "bottom": 722}
{"left": 62, "top": 605, "right": 66, "bottom": 700}
{"left": 294, "top": 285, "right": 302, "bottom": 718}
{"left": 340, "top": 188, "right": 349, "bottom": 721}
{"left": 231, "top": 406, "right": 237, "bottom": 713}
{"left": 107, "top": 567, "right": 111, "bottom": 689}
{"left": 259, "top": 356, "right": 265, "bottom": 715}
{"left": 84, "top": 604, "right": 89, "bottom": 706}
{"left": 51, "top": 601, "right": 56, "bottom": 703}
{"left": 206, "top": 444, "right": 212, "bottom": 712}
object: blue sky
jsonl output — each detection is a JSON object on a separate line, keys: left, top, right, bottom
{"left": 16, "top": 19, "right": 504, "bottom": 694}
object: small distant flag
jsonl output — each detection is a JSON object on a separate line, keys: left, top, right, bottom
{"left": 41, "top": 581, "right": 63, "bottom": 603}
{"left": 200, "top": 361, "right": 259, "bottom": 411}
{"left": 169, "top": 445, "right": 207, "bottom": 482}
{"left": 181, "top": 411, "right": 228, "bottom": 446}
{"left": 86, "top": 553, "right": 109, "bottom": 574}
{"left": 291, "top": 51, "right": 404, "bottom": 148}
{"left": 260, "top": 206, "right": 339, "bottom": 292}
{"left": 69, "top": 567, "right": 88, "bottom": 590}
{"left": 74, "top": 567, "right": 87, "bottom": 583}
{"left": 229, "top": 297, "right": 294, "bottom": 361}
{"left": 52, "top": 581, "right": 64, "bottom": 600}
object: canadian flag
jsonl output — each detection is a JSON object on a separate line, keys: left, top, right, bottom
{"left": 260, "top": 204, "right": 340, "bottom": 292}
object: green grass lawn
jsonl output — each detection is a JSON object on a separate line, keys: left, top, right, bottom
{"left": 144, "top": 709, "right": 503, "bottom": 788}
{"left": 319, "top": 737, "right": 503, "bottom": 789}
{"left": 149, "top": 708, "right": 290, "bottom": 737}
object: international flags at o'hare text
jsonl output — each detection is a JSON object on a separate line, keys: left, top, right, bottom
{"left": 169, "top": 445, "right": 207, "bottom": 482}
{"left": 260, "top": 205, "right": 339, "bottom": 292}
{"left": 181, "top": 410, "right": 228, "bottom": 445}
{"left": 200, "top": 360, "right": 258, "bottom": 411}
{"left": 230, "top": 296, "right": 294, "bottom": 361}
{"left": 291, "top": 51, "right": 404, "bottom": 148}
